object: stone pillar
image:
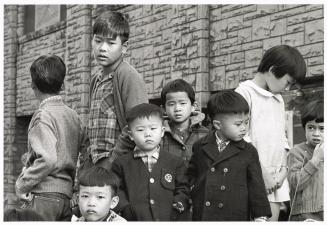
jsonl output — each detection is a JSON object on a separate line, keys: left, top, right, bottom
{"left": 3, "top": 5, "right": 19, "bottom": 208}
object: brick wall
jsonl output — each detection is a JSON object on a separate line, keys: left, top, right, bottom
{"left": 3, "top": 4, "right": 324, "bottom": 208}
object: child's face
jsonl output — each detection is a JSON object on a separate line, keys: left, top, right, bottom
{"left": 164, "top": 91, "right": 195, "bottom": 125}
{"left": 266, "top": 73, "right": 296, "bottom": 94}
{"left": 129, "top": 116, "right": 165, "bottom": 152}
{"left": 79, "top": 185, "right": 118, "bottom": 222}
{"left": 213, "top": 113, "right": 249, "bottom": 142}
{"left": 92, "top": 34, "right": 127, "bottom": 68}
{"left": 305, "top": 120, "right": 324, "bottom": 147}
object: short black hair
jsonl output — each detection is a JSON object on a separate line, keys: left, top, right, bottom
{"left": 30, "top": 54, "right": 66, "bottom": 94}
{"left": 258, "top": 45, "right": 306, "bottom": 84}
{"left": 78, "top": 166, "right": 119, "bottom": 196}
{"left": 126, "top": 103, "right": 164, "bottom": 126}
{"left": 207, "top": 90, "right": 249, "bottom": 120}
{"left": 301, "top": 99, "right": 324, "bottom": 128}
{"left": 93, "top": 11, "right": 130, "bottom": 43}
{"left": 4, "top": 208, "right": 45, "bottom": 221}
{"left": 161, "top": 79, "right": 195, "bottom": 105}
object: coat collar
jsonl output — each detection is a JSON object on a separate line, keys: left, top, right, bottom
{"left": 202, "top": 131, "right": 246, "bottom": 165}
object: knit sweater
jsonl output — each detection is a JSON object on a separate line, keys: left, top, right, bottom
{"left": 16, "top": 97, "right": 89, "bottom": 198}
{"left": 287, "top": 142, "right": 324, "bottom": 215}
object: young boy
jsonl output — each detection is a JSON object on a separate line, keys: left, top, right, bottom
{"left": 87, "top": 11, "right": 148, "bottom": 169}
{"left": 72, "top": 166, "right": 126, "bottom": 222}
{"left": 287, "top": 99, "right": 324, "bottom": 221}
{"left": 187, "top": 90, "right": 271, "bottom": 221}
{"left": 15, "top": 55, "right": 89, "bottom": 221}
{"left": 111, "top": 103, "right": 190, "bottom": 221}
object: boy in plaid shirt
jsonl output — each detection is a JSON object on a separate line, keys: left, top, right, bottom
{"left": 111, "top": 103, "right": 190, "bottom": 221}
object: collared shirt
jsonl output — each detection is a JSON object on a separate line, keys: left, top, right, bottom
{"left": 215, "top": 131, "right": 230, "bottom": 152}
{"left": 88, "top": 69, "right": 120, "bottom": 163}
{"left": 133, "top": 146, "right": 160, "bottom": 172}
{"left": 71, "top": 210, "right": 127, "bottom": 222}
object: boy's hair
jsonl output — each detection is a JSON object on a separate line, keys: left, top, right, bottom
{"left": 4, "top": 208, "right": 45, "bottom": 221}
{"left": 301, "top": 99, "right": 324, "bottom": 128}
{"left": 78, "top": 166, "right": 119, "bottom": 196}
{"left": 126, "top": 103, "right": 164, "bottom": 126}
{"left": 161, "top": 79, "right": 195, "bottom": 105}
{"left": 30, "top": 54, "right": 66, "bottom": 94}
{"left": 93, "top": 11, "right": 130, "bottom": 43}
{"left": 258, "top": 45, "right": 306, "bottom": 84}
{"left": 207, "top": 90, "right": 249, "bottom": 120}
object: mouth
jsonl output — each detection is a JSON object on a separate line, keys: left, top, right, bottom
{"left": 145, "top": 140, "right": 154, "bottom": 144}
{"left": 312, "top": 138, "right": 321, "bottom": 143}
{"left": 98, "top": 55, "right": 108, "bottom": 60}
{"left": 174, "top": 114, "right": 183, "bottom": 119}
{"left": 86, "top": 210, "right": 97, "bottom": 214}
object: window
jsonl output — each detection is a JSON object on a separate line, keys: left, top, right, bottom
{"left": 24, "top": 5, "right": 66, "bottom": 34}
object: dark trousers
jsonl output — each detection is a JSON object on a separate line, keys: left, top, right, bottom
{"left": 20, "top": 192, "right": 72, "bottom": 221}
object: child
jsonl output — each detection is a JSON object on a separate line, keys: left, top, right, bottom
{"left": 4, "top": 208, "right": 45, "bottom": 221}
{"left": 71, "top": 166, "right": 126, "bottom": 222}
{"left": 111, "top": 103, "right": 190, "bottom": 221}
{"left": 161, "top": 79, "right": 209, "bottom": 165}
{"left": 287, "top": 99, "right": 323, "bottom": 221}
{"left": 86, "top": 11, "right": 148, "bottom": 169}
{"left": 15, "top": 54, "right": 89, "bottom": 221}
{"left": 235, "top": 45, "right": 306, "bottom": 221}
{"left": 187, "top": 90, "right": 271, "bottom": 221}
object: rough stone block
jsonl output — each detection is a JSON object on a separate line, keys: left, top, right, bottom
{"left": 209, "top": 66, "right": 225, "bottom": 91}
{"left": 210, "top": 54, "right": 229, "bottom": 67}
{"left": 245, "top": 49, "right": 262, "bottom": 68}
{"left": 307, "top": 65, "right": 324, "bottom": 77}
{"left": 210, "top": 20, "right": 228, "bottom": 41}
{"left": 270, "top": 19, "right": 286, "bottom": 36}
{"left": 227, "top": 15, "right": 243, "bottom": 32}
{"left": 287, "top": 9, "right": 323, "bottom": 26}
{"left": 307, "top": 56, "right": 323, "bottom": 66}
{"left": 271, "top": 6, "right": 306, "bottom": 20}
{"left": 304, "top": 19, "right": 323, "bottom": 44}
{"left": 210, "top": 7, "right": 222, "bottom": 21}
{"left": 252, "top": 16, "right": 271, "bottom": 40}
{"left": 298, "top": 43, "right": 323, "bottom": 58}
{"left": 226, "top": 70, "right": 240, "bottom": 89}
{"left": 231, "top": 52, "right": 245, "bottom": 63}
{"left": 287, "top": 23, "right": 304, "bottom": 33}
{"left": 238, "top": 27, "right": 252, "bottom": 43}
{"left": 282, "top": 32, "right": 304, "bottom": 47}
{"left": 263, "top": 37, "right": 282, "bottom": 51}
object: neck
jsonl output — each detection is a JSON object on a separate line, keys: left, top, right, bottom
{"left": 38, "top": 93, "right": 59, "bottom": 103}
{"left": 172, "top": 119, "right": 190, "bottom": 131}
{"left": 103, "top": 56, "right": 122, "bottom": 75}
{"left": 252, "top": 73, "right": 268, "bottom": 90}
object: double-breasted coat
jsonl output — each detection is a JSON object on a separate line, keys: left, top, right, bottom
{"left": 187, "top": 132, "right": 271, "bottom": 221}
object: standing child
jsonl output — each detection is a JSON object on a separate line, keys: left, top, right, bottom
{"left": 15, "top": 55, "right": 88, "bottom": 221}
{"left": 235, "top": 45, "right": 306, "bottom": 221}
{"left": 187, "top": 90, "right": 271, "bottom": 221}
{"left": 287, "top": 99, "right": 323, "bottom": 221}
{"left": 87, "top": 11, "right": 148, "bottom": 169}
{"left": 111, "top": 103, "right": 190, "bottom": 221}
{"left": 72, "top": 166, "right": 126, "bottom": 222}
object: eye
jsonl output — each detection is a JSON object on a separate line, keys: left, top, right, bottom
{"left": 80, "top": 194, "right": 88, "bottom": 198}
{"left": 151, "top": 127, "right": 157, "bottom": 130}
{"left": 97, "top": 196, "right": 105, "bottom": 199}
{"left": 319, "top": 127, "right": 324, "bottom": 131}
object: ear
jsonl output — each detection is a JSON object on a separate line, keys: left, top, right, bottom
{"left": 212, "top": 120, "right": 222, "bottom": 130}
{"left": 128, "top": 130, "right": 134, "bottom": 141}
{"left": 110, "top": 196, "right": 119, "bottom": 209}
{"left": 61, "top": 82, "right": 65, "bottom": 91}
{"left": 192, "top": 101, "right": 198, "bottom": 112}
{"left": 161, "top": 126, "right": 165, "bottom": 138}
{"left": 268, "top": 66, "right": 275, "bottom": 75}
{"left": 122, "top": 41, "right": 128, "bottom": 54}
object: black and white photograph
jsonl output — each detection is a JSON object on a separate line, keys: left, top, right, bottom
{"left": 2, "top": 3, "right": 324, "bottom": 222}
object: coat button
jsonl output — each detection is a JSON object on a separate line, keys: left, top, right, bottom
{"left": 150, "top": 178, "right": 155, "bottom": 183}
{"left": 182, "top": 146, "right": 186, "bottom": 150}
{"left": 218, "top": 203, "right": 224, "bottom": 208}
{"left": 150, "top": 199, "right": 155, "bottom": 205}
{"left": 205, "top": 201, "right": 211, "bottom": 207}
{"left": 223, "top": 168, "right": 228, "bottom": 173}
{"left": 220, "top": 185, "right": 226, "bottom": 191}
{"left": 210, "top": 167, "right": 215, "bottom": 172}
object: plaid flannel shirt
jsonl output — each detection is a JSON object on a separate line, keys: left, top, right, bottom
{"left": 133, "top": 146, "right": 160, "bottom": 172}
{"left": 88, "top": 71, "right": 120, "bottom": 163}
{"left": 215, "top": 131, "right": 230, "bottom": 152}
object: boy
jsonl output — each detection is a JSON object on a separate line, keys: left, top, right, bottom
{"left": 111, "top": 103, "right": 190, "bottom": 221}
{"left": 112, "top": 79, "right": 209, "bottom": 165}
{"left": 15, "top": 55, "right": 89, "bottom": 221}
{"left": 87, "top": 11, "right": 148, "bottom": 169}
{"left": 287, "top": 99, "right": 324, "bottom": 221}
{"left": 72, "top": 166, "right": 126, "bottom": 222}
{"left": 187, "top": 90, "right": 271, "bottom": 221}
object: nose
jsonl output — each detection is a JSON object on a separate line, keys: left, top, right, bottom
{"left": 87, "top": 197, "right": 96, "bottom": 207}
{"left": 174, "top": 104, "right": 181, "bottom": 112}
{"left": 313, "top": 128, "right": 321, "bottom": 136}
{"left": 145, "top": 129, "right": 151, "bottom": 137}
{"left": 99, "top": 42, "right": 110, "bottom": 51}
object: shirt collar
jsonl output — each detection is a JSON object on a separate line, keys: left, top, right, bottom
{"left": 133, "top": 145, "right": 160, "bottom": 160}
{"left": 215, "top": 131, "right": 230, "bottom": 146}
{"left": 39, "top": 95, "right": 63, "bottom": 109}
{"left": 242, "top": 80, "right": 283, "bottom": 102}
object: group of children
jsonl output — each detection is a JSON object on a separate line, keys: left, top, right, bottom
{"left": 6, "top": 10, "right": 323, "bottom": 222}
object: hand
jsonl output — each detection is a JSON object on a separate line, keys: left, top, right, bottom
{"left": 312, "top": 142, "right": 324, "bottom": 163}
{"left": 172, "top": 202, "right": 184, "bottom": 213}
{"left": 262, "top": 170, "right": 278, "bottom": 195}
{"left": 18, "top": 192, "right": 33, "bottom": 201}
{"left": 254, "top": 216, "right": 268, "bottom": 222}
{"left": 274, "top": 167, "right": 288, "bottom": 189}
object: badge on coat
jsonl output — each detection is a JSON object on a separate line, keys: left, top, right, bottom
{"left": 164, "top": 173, "right": 172, "bottom": 183}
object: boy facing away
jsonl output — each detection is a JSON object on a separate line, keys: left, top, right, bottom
{"left": 15, "top": 55, "right": 89, "bottom": 221}
{"left": 111, "top": 103, "right": 190, "bottom": 221}
{"left": 187, "top": 90, "right": 271, "bottom": 221}
{"left": 72, "top": 166, "right": 126, "bottom": 222}
{"left": 287, "top": 99, "right": 324, "bottom": 221}
{"left": 86, "top": 11, "right": 148, "bottom": 168}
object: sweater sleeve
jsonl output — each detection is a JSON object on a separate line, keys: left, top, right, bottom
{"left": 173, "top": 158, "right": 190, "bottom": 207}
{"left": 287, "top": 146, "right": 319, "bottom": 191}
{"left": 15, "top": 120, "right": 58, "bottom": 195}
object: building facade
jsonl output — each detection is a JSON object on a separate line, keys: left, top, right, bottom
{"left": 3, "top": 4, "right": 324, "bottom": 208}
